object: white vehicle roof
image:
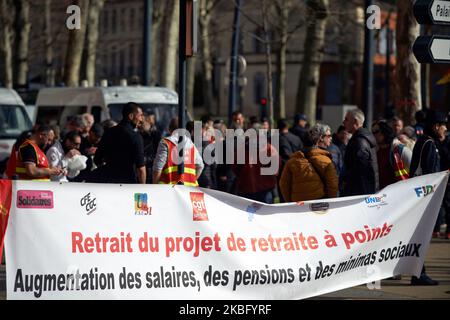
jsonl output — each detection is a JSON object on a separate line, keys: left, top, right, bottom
{"left": 36, "top": 86, "right": 178, "bottom": 107}
{"left": 0, "top": 88, "right": 26, "bottom": 106}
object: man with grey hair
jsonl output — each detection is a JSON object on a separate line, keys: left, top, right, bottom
{"left": 342, "top": 109, "right": 379, "bottom": 196}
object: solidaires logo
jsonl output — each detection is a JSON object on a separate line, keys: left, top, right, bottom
{"left": 17, "top": 190, "right": 54, "bottom": 209}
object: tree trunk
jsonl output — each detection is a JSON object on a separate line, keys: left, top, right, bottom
{"left": 0, "top": 0, "right": 14, "bottom": 88}
{"left": 338, "top": 1, "right": 352, "bottom": 104}
{"left": 85, "top": 0, "right": 104, "bottom": 86}
{"left": 275, "top": 0, "right": 290, "bottom": 120}
{"left": 262, "top": 0, "right": 274, "bottom": 128}
{"left": 160, "top": 0, "right": 179, "bottom": 90}
{"left": 14, "top": 0, "right": 31, "bottom": 89}
{"left": 64, "top": 0, "right": 90, "bottom": 87}
{"left": 44, "top": 0, "right": 55, "bottom": 86}
{"left": 199, "top": 0, "right": 216, "bottom": 115}
{"left": 187, "top": 56, "right": 196, "bottom": 117}
{"left": 295, "top": 0, "right": 329, "bottom": 126}
{"left": 395, "top": 0, "right": 421, "bottom": 125}
{"left": 151, "top": 1, "right": 166, "bottom": 85}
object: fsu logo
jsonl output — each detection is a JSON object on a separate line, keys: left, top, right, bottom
{"left": 134, "top": 193, "right": 151, "bottom": 215}
{"left": 190, "top": 192, "right": 208, "bottom": 221}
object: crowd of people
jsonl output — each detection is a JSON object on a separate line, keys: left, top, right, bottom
{"left": 2, "top": 102, "right": 449, "bottom": 285}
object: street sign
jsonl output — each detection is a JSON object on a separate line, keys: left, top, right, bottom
{"left": 413, "top": 35, "right": 450, "bottom": 63}
{"left": 414, "top": 0, "right": 450, "bottom": 25}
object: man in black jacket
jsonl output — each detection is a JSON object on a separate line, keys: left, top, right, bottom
{"left": 409, "top": 110, "right": 447, "bottom": 286}
{"left": 341, "top": 109, "right": 379, "bottom": 196}
{"left": 278, "top": 119, "right": 303, "bottom": 167}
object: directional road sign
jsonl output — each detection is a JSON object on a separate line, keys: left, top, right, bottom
{"left": 413, "top": 35, "right": 450, "bottom": 63}
{"left": 414, "top": 0, "right": 450, "bottom": 25}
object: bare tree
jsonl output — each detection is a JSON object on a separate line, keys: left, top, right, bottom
{"left": 160, "top": 0, "right": 179, "bottom": 90}
{"left": 151, "top": 0, "right": 166, "bottom": 85}
{"left": 295, "top": 0, "right": 329, "bottom": 125}
{"left": 198, "top": 0, "right": 220, "bottom": 114}
{"left": 44, "top": 0, "right": 55, "bottom": 86}
{"left": 0, "top": 0, "right": 15, "bottom": 88}
{"left": 85, "top": 0, "right": 104, "bottom": 86}
{"left": 14, "top": 0, "right": 31, "bottom": 88}
{"left": 64, "top": 0, "right": 89, "bottom": 87}
{"left": 395, "top": 0, "right": 421, "bottom": 125}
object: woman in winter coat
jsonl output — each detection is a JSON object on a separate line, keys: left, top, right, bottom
{"left": 279, "top": 123, "right": 338, "bottom": 202}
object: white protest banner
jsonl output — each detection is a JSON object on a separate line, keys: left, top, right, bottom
{"left": 1, "top": 171, "right": 448, "bottom": 300}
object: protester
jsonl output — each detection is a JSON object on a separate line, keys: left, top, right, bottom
{"left": 10, "top": 125, "right": 63, "bottom": 181}
{"left": 408, "top": 110, "right": 447, "bottom": 286}
{"left": 139, "top": 113, "right": 162, "bottom": 184}
{"left": 371, "top": 120, "right": 411, "bottom": 189}
{"left": 231, "top": 111, "right": 246, "bottom": 130}
{"left": 278, "top": 119, "right": 303, "bottom": 169}
{"left": 279, "top": 123, "right": 338, "bottom": 202}
{"left": 290, "top": 113, "right": 311, "bottom": 147}
{"left": 341, "top": 109, "right": 379, "bottom": 196}
{"left": 47, "top": 131, "right": 84, "bottom": 182}
{"left": 233, "top": 133, "right": 279, "bottom": 203}
{"left": 391, "top": 116, "right": 404, "bottom": 136}
{"left": 72, "top": 124, "right": 104, "bottom": 182}
{"left": 94, "top": 102, "right": 146, "bottom": 184}
{"left": 153, "top": 118, "right": 204, "bottom": 186}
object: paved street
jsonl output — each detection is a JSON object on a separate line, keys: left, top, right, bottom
{"left": 0, "top": 238, "right": 449, "bottom": 300}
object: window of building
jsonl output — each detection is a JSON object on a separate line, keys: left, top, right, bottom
{"left": 253, "top": 28, "right": 265, "bottom": 54}
{"left": 129, "top": 44, "right": 135, "bottom": 75}
{"left": 121, "top": 8, "right": 127, "bottom": 33}
{"left": 254, "top": 72, "right": 266, "bottom": 103}
{"left": 119, "top": 49, "right": 126, "bottom": 77}
{"left": 112, "top": 10, "right": 117, "bottom": 34}
{"left": 111, "top": 47, "right": 117, "bottom": 77}
{"left": 103, "top": 10, "right": 109, "bottom": 34}
{"left": 130, "top": 8, "right": 136, "bottom": 31}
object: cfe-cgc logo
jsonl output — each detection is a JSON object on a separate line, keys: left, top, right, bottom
{"left": 17, "top": 190, "right": 54, "bottom": 209}
{"left": 365, "top": 194, "right": 388, "bottom": 209}
{"left": 414, "top": 185, "right": 436, "bottom": 198}
{"left": 190, "top": 192, "right": 208, "bottom": 221}
{"left": 80, "top": 193, "right": 96, "bottom": 215}
{"left": 134, "top": 193, "right": 151, "bottom": 215}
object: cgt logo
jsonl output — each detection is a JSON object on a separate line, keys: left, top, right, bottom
{"left": 190, "top": 192, "right": 208, "bottom": 221}
{"left": 414, "top": 185, "right": 435, "bottom": 198}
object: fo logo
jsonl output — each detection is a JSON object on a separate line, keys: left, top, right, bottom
{"left": 414, "top": 185, "right": 435, "bottom": 198}
{"left": 190, "top": 192, "right": 208, "bottom": 221}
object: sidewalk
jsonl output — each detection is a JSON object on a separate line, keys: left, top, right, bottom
{"left": 0, "top": 239, "right": 449, "bottom": 300}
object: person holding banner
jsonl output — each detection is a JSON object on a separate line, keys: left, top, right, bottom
{"left": 152, "top": 118, "right": 204, "bottom": 186}
{"left": 11, "top": 125, "right": 64, "bottom": 181}
{"left": 409, "top": 110, "right": 447, "bottom": 286}
{"left": 94, "top": 103, "right": 146, "bottom": 184}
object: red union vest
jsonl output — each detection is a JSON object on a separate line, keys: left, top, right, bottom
{"left": 159, "top": 138, "right": 198, "bottom": 187}
{"left": 15, "top": 140, "right": 50, "bottom": 181}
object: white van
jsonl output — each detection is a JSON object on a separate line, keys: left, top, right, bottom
{"left": 35, "top": 86, "right": 179, "bottom": 133}
{"left": 0, "top": 89, "right": 33, "bottom": 167}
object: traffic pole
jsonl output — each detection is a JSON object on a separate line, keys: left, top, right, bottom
{"left": 363, "top": 0, "right": 375, "bottom": 128}
{"left": 228, "top": 0, "right": 241, "bottom": 126}
{"left": 178, "top": 0, "right": 187, "bottom": 180}
{"left": 143, "top": 0, "right": 153, "bottom": 86}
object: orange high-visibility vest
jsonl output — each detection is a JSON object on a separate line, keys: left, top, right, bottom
{"left": 392, "top": 145, "right": 409, "bottom": 181}
{"left": 159, "top": 138, "right": 198, "bottom": 187}
{"left": 14, "top": 140, "right": 50, "bottom": 181}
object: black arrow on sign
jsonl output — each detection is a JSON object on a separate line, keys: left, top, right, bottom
{"left": 413, "top": 35, "right": 450, "bottom": 64}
